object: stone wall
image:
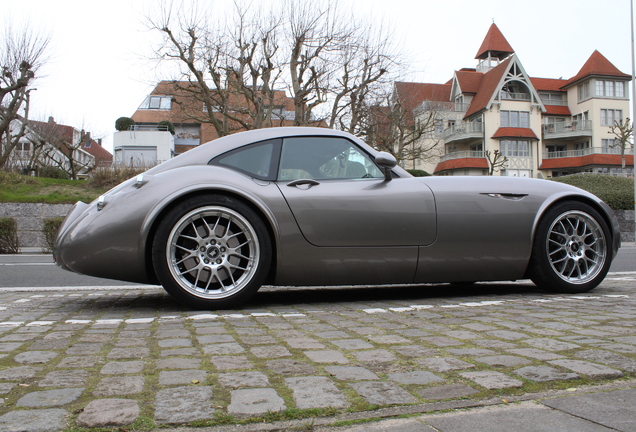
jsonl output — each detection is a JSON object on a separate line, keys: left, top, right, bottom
{"left": 0, "top": 203, "right": 74, "bottom": 249}
{"left": 0, "top": 203, "right": 634, "bottom": 251}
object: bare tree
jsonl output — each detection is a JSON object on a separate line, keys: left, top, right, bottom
{"left": 608, "top": 118, "right": 633, "bottom": 172}
{"left": 485, "top": 149, "right": 508, "bottom": 175}
{"left": 0, "top": 20, "right": 50, "bottom": 169}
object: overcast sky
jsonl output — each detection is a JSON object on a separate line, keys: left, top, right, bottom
{"left": 6, "top": 0, "right": 634, "bottom": 152}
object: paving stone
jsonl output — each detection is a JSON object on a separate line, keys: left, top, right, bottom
{"left": 161, "top": 348, "right": 200, "bottom": 357}
{"left": 331, "top": 339, "right": 374, "bottom": 350}
{"left": 548, "top": 359, "right": 624, "bottom": 379}
{"left": 156, "top": 329, "right": 190, "bottom": 338}
{"left": 393, "top": 345, "right": 438, "bottom": 357}
{"left": 14, "top": 351, "right": 58, "bottom": 364}
{"left": 444, "top": 330, "right": 482, "bottom": 340}
{"left": 395, "top": 329, "right": 430, "bottom": 337}
{"left": 0, "top": 342, "right": 23, "bottom": 351}
{"left": 592, "top": 343, "right": 636, "bottom": 354}
{"left": 195, "top": 327, "right": 227, "bottom": 335}
{"left": 101, "top": 361, "right": 145, "bottom": 375}
{"left": 417, "top": 384, "right": 479, "bottom": 400}
{"left": 0, "top": 408, "right": 67, "bottom": 432}
{"left": 40, "top": 370, "right": 88, "bottom": 387}
{"left": 250, "top": 345, "right": 292, "bottom": 358}
{"left": 366, "top": 335, "right": 412, "bottom": 344}
{"left": 462, "top": 323, "right": 498, "bottom": 331}
{"left": 350, "top": 381, "right": 417, "bottom": 405}
{"left": 218, "top": 371, "right": 270, "bottom": 388}
{"left": 0, "top": 333, "right": 39, "bottom": 342}
{"left": 421, "top": 336, "right": 463, "bottom": 347}
{"left": 314, "top": 330, "right": 349, "bottom": 339}
{"left": 387, "top": 371, "right": 443, "bottom": 385}
{"left": 155, "top": 386, "right": 214, "bottom": 423}
{"left": 350, "top": 327, "right": 384, "bottom": 335}
{"left": 284, "top": 337, "right": 327, "bottom": 349}
{"left": 486, "top": 330, "right": 529, "bottom": 340}
{"left": 66, "top": 343, "right": 103, "bottom": 355}
{"left": 44, "top": 331, "right": 74, "bottom": 340}
{"left": 228, "top": 388, "right": 286, "bottom": 415}
{"left": 474, "top": 339, "right": 516, "bottom": 349}
{"left": 523, "top": 338, "right": 580, "bottom": 351}
{"left": 515, "top": 366, "right": 579, "bottom": 382}
{"left": 202, "top": 343, "right": 245, "bottom": 355}
{"left": 506, "top": 348, "right": 566, "bottom": 361}
{"left": 16, "top": 388, "right": 84, "bottom": 407}
{"left": 197, "top": 334, "right": 235, "bottom": 344}
{"left": 417, "top": 357, "right": 475, "bottom": 372}
{"left": 155, "top": 358, "right": 202, "bottom": 369}
{"left": 286, "top": 376, "right": 348, "bottom": 409}
{"left": 235, "top": 328, "right": 266, "bottom": 336}
{"left": 0, "top": 366, "right": 40, "bottom": 380}
{"left": 210, "top": 356, "right": 254, "bottom": 370}
{"left": 574, "top": 349, "right": 636, "bottom": 373}
{"left": 265, "top": 359, "right": 317, "bottom": 375}
{"left": 459, "top": 371, "right": 523, "bottom": 389}
{"left": 305, "top": 350, "right": 349, "bottom": 364}
{"left": 77, "top": 398, "right": 140, "bottom": 427}
{"left": 354, "top": 349, "right": 396, "bottom": 363}
{"left": 446, "top": 348, "right": 497, "bottom": 357}
{"left": 0, "top": 383, "right": 15, "bottom": 394}
{"left": 56, "top": 356, "right": 100, "bottom": 368}
{"left": 159, "top": 369, "right": 207, "bottom": 385}
{"left": 158, "top": 338, "right": 192, "bottom": 348}
{"left": 93, "top": 376, "right": 144, "bottom": 396}
{"left": 325, "top": 366, "right": 380, "bottom": 381}
{"left": 79, "top": 333, "right": 112, "bottom": 343}
{"left": 107, "top": 347, "right": 150, "bottom": 359}
{"left": 476, "top": 355, "right": 532, "bottom": 367}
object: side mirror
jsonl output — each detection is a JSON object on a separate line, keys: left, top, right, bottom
{"left": 375, "top": 152, "right": 397, "bottom": 181}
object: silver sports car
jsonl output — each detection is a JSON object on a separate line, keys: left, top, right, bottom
{"left": 54, "top": 127, "right": 621, "bottom": 309}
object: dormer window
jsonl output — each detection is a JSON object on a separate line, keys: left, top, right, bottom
{"left": 139, "top": 96, "right": 172, "bottom": 110}
{"left": 595, "top": 80, "right": 626, "bottom": 98}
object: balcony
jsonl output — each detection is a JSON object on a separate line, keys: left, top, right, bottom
{"left": 440, "top": 150, "right": 486, "bottom": 162}
{"left": 442, "top": 122, "right": 483, "bottom": 144}
{"left": 415, "top": 101, "right": 471, "bottom": 113}
{"left": 499, "top": 91, "right": 530, "bottom": 101}
{"left": 543, "top": 120, "right": 592, "bottom": 140}
{"left": 544, "top": 146, "right": 634, "bottom": 159}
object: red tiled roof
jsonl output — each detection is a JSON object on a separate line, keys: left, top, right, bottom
{"left": 539, "top": 154, "right": 634, "bottom": 169}
{"left": 464, "top": 57, "right": 512, "bottom": 119}
{"left": 530, "top": 77, "right": 569, "bottom": 92}
{"left": 394, "top": 82, "right": 451, "bottom": 124}
{"left": 475, "top": 24, "right": 514, "bottom": 60}
{"left": 492, "top": 127, "right": 538, "bottom": 139}
{"left": 82, "top": 141, "right": 113, "bottom": 163}
{"left": 455, "top": 70, "right": 484, "bottom": 94}
{"left": 563, "top": 50, "right": 631, "bottom": 88}
{"left": 543, "top": 105, "right": 571, "bottom": 116}
{"left": 434, "top": 157, "right": 489, "bottom": 174}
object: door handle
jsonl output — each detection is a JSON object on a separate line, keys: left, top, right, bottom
{"left": 287, "top": 179, "right": 320, "bottom": 188}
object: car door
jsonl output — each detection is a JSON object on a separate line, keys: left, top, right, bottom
{"left": 275, "top": 136, "right": 436, "bottom": 247}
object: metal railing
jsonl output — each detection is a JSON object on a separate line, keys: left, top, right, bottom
{"left": 442, "top": 122, "right": 484, "bottom": 139}
{"left": 543, "top": 120, "right": 592, "bottom": 134}
{"left": 500, "top": 92, "right": 530, "bottom": 101}
{"left": 540, "top": 98, "right": 568, "bottom": 106}
{"left": 440, "top": 151, "right": 486, "bottom": 162}
{"left": 415, "top": 101, "right": 471, "bottom": 113}
{"left": 544, "top": 146, "right": 634, "bottom": 159}
{"left": 127, "top": 125, "right": 171, "bottom": 132}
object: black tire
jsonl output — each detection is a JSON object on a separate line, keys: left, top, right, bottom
{"left": 528, "top": 201, "right": 612, "bottom": 294}
{"left": 152, "top": 195, "right": 271, "bottom": 309}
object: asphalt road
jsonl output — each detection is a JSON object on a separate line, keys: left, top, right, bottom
{"left": 1, "top": 244, "right": 634, "bottom": 289}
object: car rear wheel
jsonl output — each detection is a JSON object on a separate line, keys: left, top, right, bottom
{"left": 152, "top": 195, "right": 271, "bottom": 309}
{"left": 529, "top": 201, "right": 612, "bottom": 293}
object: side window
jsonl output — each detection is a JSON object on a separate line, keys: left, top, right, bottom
{"left": 210, "top": 140, "right": 279, "bottom": 180}
{"left": 278, "top": 137, "right": 383, "bottom": 181}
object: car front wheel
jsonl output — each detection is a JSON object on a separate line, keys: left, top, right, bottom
{"left": 152, "top": 195, "right": 271, "bottom": 309}
{"left": 529, "top": 201, "right": 612, "bottom": 293}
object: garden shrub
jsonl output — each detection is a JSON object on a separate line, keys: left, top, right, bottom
{"left": 43, "top": 217, "right": 65, "bottom": 253}
{"left": 39, "top": 166, "right": 70, "bottom": 179}
{"left": 87, "top": 165, "right": 148, "bottom": 189}
{"left": 0, "top": 218, "right": 19, "bottom": 254}
{"left": 407, "top": 169, "right": 431, "bottom": 177}
{"left": 552, "top": 174, "right": 634, "bottom": 210}
{"left": 158, "top": 120, "right": 176, "bottom": 135}
{"left": 115, "top": 117, "right": 136, "bottom": 131}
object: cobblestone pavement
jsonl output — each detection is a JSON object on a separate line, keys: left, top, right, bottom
{"left": 0, "top": 274, "right": 634, "bottom": 431}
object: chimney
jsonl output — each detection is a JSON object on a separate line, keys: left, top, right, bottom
{"left": 48, "top": 116, "right": 55, "bottom": 123}
{"left": 98, "top": 138, "right": 102, "bottom": 146}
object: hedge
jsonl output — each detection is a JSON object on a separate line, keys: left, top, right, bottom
{"left": 43, "top": 217, "right": 65, "bottom": 253}
{"left": 552, "top": 174, "right": 634, "bottom": 210}
{"left": 0, "top": 218, "right": 19, "bottom": 254}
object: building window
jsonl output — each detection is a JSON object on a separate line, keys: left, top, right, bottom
{"left": 139, "top": 95, "right": 172, "bottom": 110}
{"left": 500, "top": 140, "right": 530, "bottom": 157}
{"left": 596, "top": 80, "right": 626, "bottom": 98}
{"left": 500, "top": 111, "right": 529, "bottom": 128}
{"left": 600, "top": 109, "right": 622, "bottom": 126}
{"left": 601, "top": 139, "right": 617, "bottom": 153}
{"left": 578, "top": 81, "right": 590, "bottom": 101}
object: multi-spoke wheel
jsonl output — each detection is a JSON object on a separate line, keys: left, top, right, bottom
{"left": 529, "top": 201, "right": 612, "bottom": 293}
{"left": 153, "top": 195, "right": 271, "bottom": 309}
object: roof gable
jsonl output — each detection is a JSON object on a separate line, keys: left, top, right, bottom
{"left": 564, "top": 50, "right": 631, "bottom": 88}
{"left": 394, "top": 82, "right": 452, "bottom": 123}
{"left": 475, "top": 23, "right": 514, "bottom": 60}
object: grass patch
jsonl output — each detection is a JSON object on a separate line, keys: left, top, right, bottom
{"left": 0, "top": 171, "right": 106, "bottom": 204}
